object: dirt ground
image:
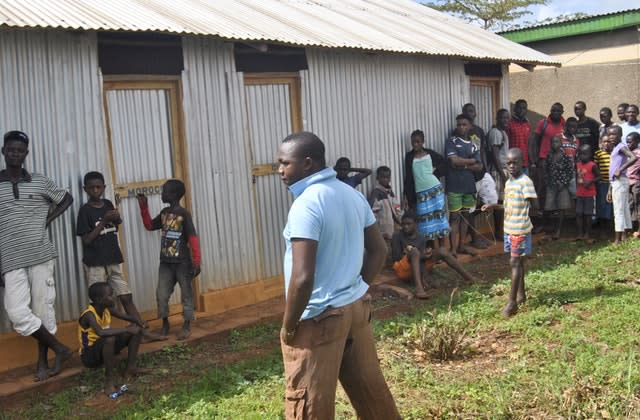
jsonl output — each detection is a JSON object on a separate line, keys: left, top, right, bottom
{"left": 4, "top": 227, "right": 608, "bottom": 416}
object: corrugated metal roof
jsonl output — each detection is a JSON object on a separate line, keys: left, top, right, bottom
{"left": 0, "top": 0, "right": 559, "bottom": 66}
{"left": 500, "top": 8, "right": 640, "bottom": 44}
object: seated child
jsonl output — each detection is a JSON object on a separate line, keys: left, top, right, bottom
{"left": 544, "top": 135, "right": 574, "bottom": 239}
{"left": 334, "top": 156, "right": 372, "bottom": 188}
{"left": 137, "top": 180, "right": 201, "bottom": 340}
{"left": 368, "top": 165, "right": 400, "bottom": 241}
{"left": 575, "top": 145, "right": 600, "bottom": 243}
{"left": 78, "top": 282, "right": 148, "bottom": 398}
{"left": 391, "top": 211, "right": 476, "bottom": 299}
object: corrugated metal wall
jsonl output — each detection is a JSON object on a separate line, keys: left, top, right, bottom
{"left": 181, "top": 37, "right": 262, "bottom": 291}
{"left": 302, "top": 49, "right": 468, "bottom": 198}
{"left": 104, "top": 89, "right": 181, "bottom": 312}
{"left": 245, "top": 84, "right": 294, "bottom": 279}
{"left": 0, "top": 29, "right": 108, "bottom": 333}
{"left": 0, "top": 30, "right": 489, "bottom": 334}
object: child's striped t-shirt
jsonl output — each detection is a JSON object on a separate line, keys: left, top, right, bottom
{"left": 504, "top": 174, "right": 537, "bottom": 235}
{"left": 594, "top": 149, "right": 611, "bottom": 184}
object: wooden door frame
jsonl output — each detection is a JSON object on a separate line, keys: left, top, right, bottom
{"left": 102, "top": 76, "right": 199, "bottom": 313}
{"left": 469, "top": 77, "right": 501, "bottom": 119}
{"left": 244, "top": 73, "right": 302, "bottom": 178}
{"left": 243, "top": 72, "right": 302, "bottom": 281}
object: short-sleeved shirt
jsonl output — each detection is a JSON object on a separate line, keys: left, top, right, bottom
{"left": 368, "top": 183, "right": 397, "bottom": 238}
{"left": 0, "top": 169, "right": 67, "bottom": 274}
{"left": 545, "top": 151, "right": 574, "bottom": 189}
{"left": 445, "top": 136, "right": 480, "bottom": 194}
{"left": 76, "top": 199, "right": 124, "bottom": 266}
{"left": 149, "top": 207, "right": 197, "bottom": 264}
{"left": 339, "top": 175, "right": 363, "bottom": 188}
{"left": 535, "top": 117, "right": 565, "bottom": 159}
{"left": 561, "top": 134, "right": 578, "bottom": 165}
{"left": 283, "top": 167, "right": 373, "bottom": 320}
{"left": 576, "top": 117, "right": 600, "bottom": 150}
{"left": 576, "top": 161, "right": 598, "bottom": 197}
{"left": 468, "top": 124, "right": 488, "bottom": 179}
{"left": 627, "top": 149, "right": 640, "bottom": 185}
{"left": 507, "top": 117, "right": 531, "bottom": 167}
{"left": 610, "top": 142, "right": 630, "bottom": 181}
{"left": 621, "top": 121, "right": 640, "bottom": 143}
{"left": 594, "top": 149, "right": 611, "bottom": 184}
{"left": 503, "top": 174, "right": 537, "bottom": 235}
{"left": 488, "top": 127, "right": 508, "bottom": 168}
{"left": 390, "top": 231, "right": 426, "bottom": 263}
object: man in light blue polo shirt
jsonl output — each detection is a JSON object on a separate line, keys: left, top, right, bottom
{"left": 277, "top": 131, "right": 399, "bottom": 420}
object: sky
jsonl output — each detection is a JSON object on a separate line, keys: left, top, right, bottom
{"left": 523, "top": 0, "right": 633, "bottom": 25}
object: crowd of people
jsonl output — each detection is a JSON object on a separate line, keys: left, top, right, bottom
{"left": 338, "top": 100, "right": 640, "bottom": 314}
{"left": 2, "top": 99, "right": 639, "bottom": 415}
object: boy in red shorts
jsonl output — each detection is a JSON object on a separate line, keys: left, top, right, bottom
{"left": 483, "top": 148, "right": 539, "bottom": 316}
{"left": 391, "top": 211, "right": 475, "bottom": 298}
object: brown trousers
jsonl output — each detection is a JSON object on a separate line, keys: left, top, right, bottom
{"left": 281, "top": 294, "right": 400, "bottom": 420}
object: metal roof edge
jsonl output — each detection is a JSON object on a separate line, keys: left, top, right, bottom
{"left": 499, "top": 9, "right": 640, "bottom": 44}
{"left": 0, "top": 25, "right": 560, "bottom": 67}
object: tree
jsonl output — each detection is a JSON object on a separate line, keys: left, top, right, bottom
{"left": 424, "top": 0, "right": 548, "bottom": 32}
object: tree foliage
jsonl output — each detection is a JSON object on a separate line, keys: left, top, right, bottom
{"left": 424, "top": 0, "right": 548, "bottom": 31}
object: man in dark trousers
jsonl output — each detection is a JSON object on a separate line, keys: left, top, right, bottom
{"left": 277, "top": 131, "right": 399, "bottom": 419}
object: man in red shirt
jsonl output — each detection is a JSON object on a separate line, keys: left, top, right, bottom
{"left": 506, "top": 99, "right": 531, "bottom": 175}
{"left": 531, "top": 103, "right": 565, "bottom": 209}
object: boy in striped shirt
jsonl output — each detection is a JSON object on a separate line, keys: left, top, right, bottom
{"left": 482, "top": 148, "right": 539, "bottom": 317}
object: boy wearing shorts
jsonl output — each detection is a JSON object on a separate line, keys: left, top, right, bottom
{"left": 76, "top": 172, "right": 149, "bottom": 332}
{"left": 483, "top": 148, "right": 539, "bottom": 317}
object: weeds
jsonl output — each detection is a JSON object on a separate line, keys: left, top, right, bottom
{"left": 404, "top": 289, "right": 477, "bottom": 361}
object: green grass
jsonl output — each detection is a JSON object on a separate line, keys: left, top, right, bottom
{"left": 5, "top": 239, "right": 640, "bottom": 419}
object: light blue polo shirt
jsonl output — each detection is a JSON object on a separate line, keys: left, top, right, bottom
{"left": 283, "top": 167, "right": 374, "bottom": 320}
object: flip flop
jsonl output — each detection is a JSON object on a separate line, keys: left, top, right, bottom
{"left": 108, "top": 384, "right": 129, "bottom": 400}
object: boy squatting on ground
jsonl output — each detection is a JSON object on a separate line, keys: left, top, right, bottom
{"left": 391, "top": 211, "right": 476, "bottom": 299}
{"left": 482, "top": 148, "right": 539, "bottom": 317}
{"left": 137, "top": 180, "right": 201, "bottom": 340}
{"left": 78, "top": 282, "right": 149, "bottom": 398}
{"left": 76, "top": 171, "right": 165, "bottom": 342}
{"left": 0, "top": 130, "right": 74, "bottom": 382}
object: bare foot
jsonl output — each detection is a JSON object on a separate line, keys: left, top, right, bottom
{"left": 48, "top": 347, "right": 73, "bottom": 377}
{"left": 142, "top": 330, "right": 169, "bottom": 342}
{"left": 469, "top": 239, "right": 490, "bottom": 249}
{"left": 154, "top": 325, "right": 170, "bottom": 336}
{"left": 34, "top": 367, "right": 49, "bottom": 382}
{"left": 457, "top": 245, "right": 478, "bottom": 256}
{"left": 414, "top": 291, "right": 429, "bottom": 300}
{"left": 502, "top": 302, "right": 518, "bottom": 317}
{"left": 176, "top": 328, "right": 191, "bottom": 341}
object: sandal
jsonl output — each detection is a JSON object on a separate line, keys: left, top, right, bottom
{"left": 108, "top": 384, "right": 129, "bottom": 400}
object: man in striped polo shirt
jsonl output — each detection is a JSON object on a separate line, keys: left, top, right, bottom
{"left": 482, "top": 148, "right": 539, "bottom": 317}
{"left": 0, "top": 130, "right": 74, "bottom": 381}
